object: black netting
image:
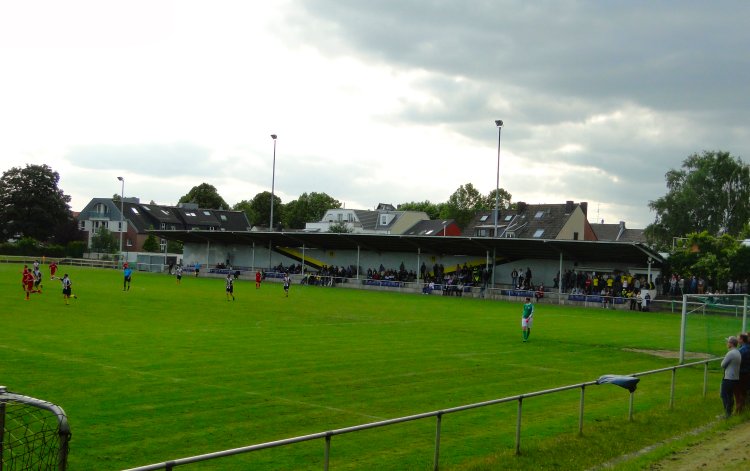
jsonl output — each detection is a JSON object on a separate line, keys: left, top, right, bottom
{"left": 1, "top": 394, "right": 71, "bottom": 471}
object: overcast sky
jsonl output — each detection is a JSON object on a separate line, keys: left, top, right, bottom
{"left": 1, "top": 1, "right": 748, "bottom": 228}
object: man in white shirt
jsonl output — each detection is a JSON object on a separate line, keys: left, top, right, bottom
{"left": 721, "top": 336, "right": 741, "bottom": 418}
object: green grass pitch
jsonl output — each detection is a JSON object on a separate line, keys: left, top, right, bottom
{"left": 0, "top": 263, "right": 742, "bottom": 470}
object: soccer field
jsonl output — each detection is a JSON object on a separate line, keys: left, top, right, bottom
{"left": 0, "top": 263, "right": 740, "bottom": 470}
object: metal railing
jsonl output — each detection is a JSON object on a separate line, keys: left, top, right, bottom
{"left": 124, "top": 357, "right": 721, "bottom": 471}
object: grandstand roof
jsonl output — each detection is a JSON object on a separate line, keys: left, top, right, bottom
{"left": 150, "top": 230, "right": 664, "bottom": 266}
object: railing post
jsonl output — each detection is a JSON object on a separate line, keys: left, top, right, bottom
{"left": 578, "top": 385, "right": 585, "bottom": 436}
{"left": 433, "top": 413, "right": 443, "bottom": 471}
{"left": 670, "top": 368, "right": 676, "bottom": 409}
{"left": 515, "top": 396, "right": 523, "bottom": 455}
{"left": 628, "top": 391, "right": 635, "bottom": 421}
{"left": 703, "top": 362, "right": 709, "bottom": 398}
{"left": 324, "top": 433, "right": 332, "bottom": 471}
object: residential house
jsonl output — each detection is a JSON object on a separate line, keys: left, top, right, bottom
{"left": 464, "top": 201, "right": 597, "bottom": 240}
{"left": 590, "top": 220, "right": 646, "bottom": 243}
{"left": 78, "top": 198, "right": 251, "bottom": 252}
{"left": 304, "top": 203, "right": 430, "bottom": 234}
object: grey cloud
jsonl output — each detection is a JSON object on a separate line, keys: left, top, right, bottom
{"left": 64, "top": 142, "right": 216, "bottom": 176}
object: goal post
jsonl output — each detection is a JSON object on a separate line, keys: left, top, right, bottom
{"left": 679, "top": 293, "right": 749, "bottom": 364}
{"left": 1, "top": 386, "right": 71, "bottom": 470}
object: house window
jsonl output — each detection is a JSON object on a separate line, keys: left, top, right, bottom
{"left": 337, "top": 213, "right": 343, "bottom": 222}
{"left": 79, "top": 221, "right": 85, "bottom": 230}
{"left": 535, "top": 211, "right": 544, "bottom": 219}
{"left": 476, "top": 229, "right": 488, "bottom": 237}
{"left": 94, "top": 203, "right": 108, "bottom": 214}
{"left": 479, "top": 215, "right": 489, "bottom": 222}
{"left": 161, "top": 223, "right": 166, "bottom": 229}
{"left": 203, "top": 211, "right": 211, "bottom": 216}
{"left": 504, "top": 215, "right": 513, "bottom": 221}
{"left": 220, "top": 215, "right": 227, "bottom": 221}
{"left": 573, "top": 232, "right": 579, "bottom": 240}
{"left": 380, "top": 215, "right": 387, "bottom": 225}
{"left": 161, "top": 209, "right": 170, "bottom": 215}
{"left": 505, "top": 232, "right": 515, "bottom": 238}
{"left": 533, "top": 229, "right": 545, "bottom": 238}
{"left": 131, "top": 207, "right": 140, "bottom": 215}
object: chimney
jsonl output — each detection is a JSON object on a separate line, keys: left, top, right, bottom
{"left": 580, "top": 202, "right": 588, "bottom": 215}
{"left": 517, "top": 201, "right": 527, "bottom": 212}
{"left": 565, "top": 200, "right": 574, "bottom": 213}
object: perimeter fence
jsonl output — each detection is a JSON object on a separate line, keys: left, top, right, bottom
{"left": 124, "top": 357, "right": 721, "bottom": 471}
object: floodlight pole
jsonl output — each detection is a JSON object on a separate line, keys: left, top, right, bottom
{"left": 117, "top": 176, "right": 124, "bottom": 266}
{"left": 494, "top": 120, "right": 503, "bottom": 237}
{"left": 491, "top": 120, "right": 503, "bottom": 287}
{"left": 269, "top": 134, "right": 277, "bottom": 270}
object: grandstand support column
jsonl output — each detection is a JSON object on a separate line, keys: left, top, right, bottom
{"left": 356, "top": 246, "right": 361, "bottom": 279}
{"left": 559, "top": 253, "right": 563, "bottom": 304}
{"left": 744, "top": 296, "right": 748, "bottom": 333}
{"left": 252, "top": 243, "right": 255, "bottom": 271}
{"left": 679, "top": 294, "right": 688, "bottom": 364}
{"left": 491, "top": 248, "right": 496, "bottom": 286}
{"left": 206, "top": 240, "right": 210, "bottom": 269}
{"left": 647, "top": 257, "right": 653, "bottom": 289}
{"left": 417, "top": 248, "right": 421, "bottom": 283}
{"left": 302, "top": 245, "right": 306, "bottom": 276}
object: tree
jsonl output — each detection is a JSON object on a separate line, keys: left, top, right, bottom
{"left": 246, "top": 191, "right": 283, "bottom": 229}
{"left": 282, "top": 192, "right": 342, "bottom": 229}
{"left": 328, "top": 221, "right": 353, "bottom": 233}
{"left": 90, "top": 227, "right": 118, "bottom": 253}
{"left": 142, "top": 233, "right": 160, "bottom": 252}
{"left": 668, "top": 231, "right": 739, "bottom": 291}
{"left": 397, "top": 201, "right": 444, "bottom": 219}
{"left": 646, "top": 151, "right": 750, "bottom": 249}
{"left": 440, "top": 183, "right": 489, "bottom": 229}
{"left": 484, "top": 188, "right": 513, "bottom": 211}
{"left": 178, "top": 183, "right": 229, "bottom": 210}
{"left": 233, "top": 200, "right": 259, "bottom": 228}
{"left": 0, "top": 164, "right": 72, "bottom": 242}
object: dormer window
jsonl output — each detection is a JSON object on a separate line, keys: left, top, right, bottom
{"left": 535, "top": 211, "right": 544, "bottom": 219}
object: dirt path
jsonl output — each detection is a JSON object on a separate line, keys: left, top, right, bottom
{"left": 646, "top": 420, "right": 750, "bottom": 470}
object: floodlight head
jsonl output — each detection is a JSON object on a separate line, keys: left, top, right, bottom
{"left": 117, "top": 176, "right": 124, "bottom": 181}
{"left": 271, "top": 134, "right": 277, "bottom": 140}
{"left": 495, "top": 120, "right": 503, "bottom": 127}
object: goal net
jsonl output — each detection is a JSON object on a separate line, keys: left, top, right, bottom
{"left": 0, "top": 386, "right": 71, "bottom": 470}
{"left": 679, "top": 293, "right": 749, "bottom": 362}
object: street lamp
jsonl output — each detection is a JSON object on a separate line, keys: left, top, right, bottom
{"left": 270, "top": 134, "right": 277, "bottom": 232}
{"left": 493, "top": 120, "right": 503, "bottom": 237}
{"left": 117, "top": 176, "right": 124, "bottom": 265}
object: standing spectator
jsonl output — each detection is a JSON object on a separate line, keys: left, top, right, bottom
{"left": 721, "top": 336, "right": 741, "bottom": 418}
{"left": 123, "top": 264, "right": 133, "bottom": 291}
{"left": 255, "top": 270, "right": 262, "bottom": 289}
{"left": 521, "top": 297, "right": 534, "bottom": 342}
{"left": 511, "top": 268, "right": 518, "bottom": 289}
{"left": 736, "top": 333, "right": 750, "bottom": 413}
